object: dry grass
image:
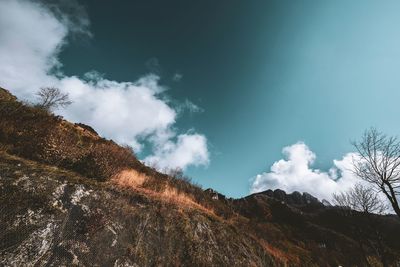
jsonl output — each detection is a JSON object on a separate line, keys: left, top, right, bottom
{"left": 111, "top": 171, "right": 215, "bottom": 215}
{"left": 112, "top": 169, "right": 148, "bottom": 188}
{"left": 160, "top": 186, "right": 197, "bottom": 206}
{"left": 264, "top": 244, "right": 290, "bottom": 265}
{"left": 257, "top": 239, "right": 301, "bottom": 266}
{"left": 157, "top": 185, "right": 215, "bottom": 214}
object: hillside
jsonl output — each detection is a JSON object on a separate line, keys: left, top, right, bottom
{"left": 1, "top": 88, "right": 400, "bottom": 266}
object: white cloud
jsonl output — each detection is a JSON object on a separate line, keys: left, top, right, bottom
{"left": 0, "top": 0, "right": 209, "bottom": 170}
{"left": 250, "top": 142, "right": 360, "bottom": 201}
{"left": 0, "top": 0, "right": 65, "bottom": 97}
{"left": 56, "top": 74, "right": 176, "bottom": 151}
{"left": 144, "top": 132, "right": 209, "bottom": 171}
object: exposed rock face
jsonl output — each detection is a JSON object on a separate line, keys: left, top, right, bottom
{"left": 257, "top": 189, "right": 322, "bottom": 206}
{"left": 204, "top": 188, "right": 228, "bottom": 202}
{"left": 2, "top": 153, "right": 400, "bottom": 266}
{"left": 0, "top": 153, "right": 276, "bottom": 267}
{"left": 74, "top": 123, "right": 99, "bottom": 136}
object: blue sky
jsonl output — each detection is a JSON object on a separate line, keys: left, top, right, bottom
{"left": 2, "top": 0, "right": 400, "bottom": 198}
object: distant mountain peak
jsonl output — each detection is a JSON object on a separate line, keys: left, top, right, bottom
{"left": 256, "top": 188, "right": 322, "bottom": 206}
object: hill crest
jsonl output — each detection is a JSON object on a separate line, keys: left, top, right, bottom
{"left": 1, "top": 87, "right": 400, "bottom": 266}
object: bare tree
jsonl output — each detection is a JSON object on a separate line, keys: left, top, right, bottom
{"left": 352, "top": 128, "right": 400, "bottom": 218}
{"left": 333, "top": 183, "right": 387, "bottom": 215}
{"left": 333, "top": 184, "right": 389, "bottom": 267}
{"left": 35, "top": 87, "right": 72, "bottom": 111}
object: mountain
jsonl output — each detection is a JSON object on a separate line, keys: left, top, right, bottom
{"left": 1, "top": 88, "right": 400, "bottom": 266}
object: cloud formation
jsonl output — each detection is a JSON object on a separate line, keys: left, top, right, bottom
{"left": 0, "top": 0, "right": 209, "bottom": 171}
{"left": 250, "top": 142, "right": 359, "bottom": 201}
{"left": 144, "top": 133, "right": 209, "bottom": 172}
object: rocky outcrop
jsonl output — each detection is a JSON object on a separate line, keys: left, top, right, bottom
{"left": 0, "top": 152, "right": 276, "bottom": 267}
{"left": 257, "top": 189, "right": 322, "bottom": 206}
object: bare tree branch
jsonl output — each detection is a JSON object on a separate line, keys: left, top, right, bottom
{"left": 35, "top": 87, "right": 72, "bottom": 111}
{"left": 333, "top": 183, "right": 387, "bottom": 215}
{"left": 352, "top": 128, "right": 400, "bottom": 218}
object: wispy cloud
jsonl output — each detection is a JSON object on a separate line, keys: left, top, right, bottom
{"left": 176, "top": 99, "right": 204, "bottom": 114}
{"left": 172, "top": 72, "right": 183, "bottom": 82}
{"left": 145, "top": 57, "right": 162, "bottom": 75}
{"left": 0, "top": 0, "right": 209, "bottom": 171}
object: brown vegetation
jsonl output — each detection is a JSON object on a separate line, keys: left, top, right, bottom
{"left": 111, "top": 168, "right": 215, "bottom": 213}
{"left": 0, "top": 87, "right": 141, "bottom": 181}
{"left": 1, "top": 88, "right": 400, "bottom": 266}
{"left": 112, "top": 169, "right": 148, "bottom": 189}
{"left": 0, "top": 87, "right": 224, "bottom": 213}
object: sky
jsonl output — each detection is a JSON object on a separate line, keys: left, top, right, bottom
{"left": 2, "top": 0, "right": 400, "bottom": 200}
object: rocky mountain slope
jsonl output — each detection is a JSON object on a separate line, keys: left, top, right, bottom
{"left": 0, "top": 152, "right": 275, "bottom": 266}
{"left": 1, "top": 88, "right": 400, "bottom": 266}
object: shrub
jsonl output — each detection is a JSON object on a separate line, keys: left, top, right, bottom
{"left": 0, "top": 88, "right": 139, "bottom": 181}
{"left": 72, "top": 142, "right": 139, "bottom": 180}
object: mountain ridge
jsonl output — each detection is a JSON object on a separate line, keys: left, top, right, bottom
{"left": 1, "top": 87, "right": 400, "bottom": 266}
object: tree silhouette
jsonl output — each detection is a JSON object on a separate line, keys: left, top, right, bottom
{"left": 35, "top": 87, "right": 72, "bottom": 111}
